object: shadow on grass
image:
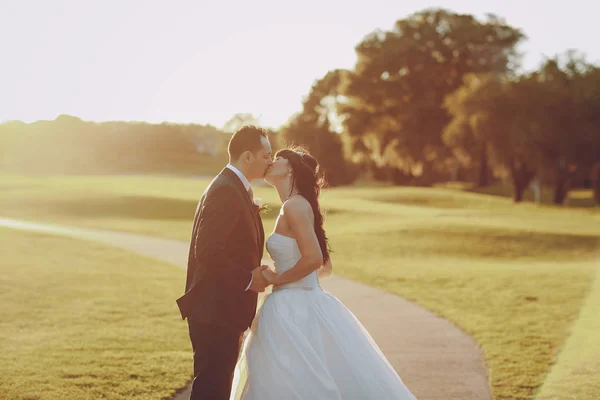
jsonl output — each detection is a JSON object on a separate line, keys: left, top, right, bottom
{"left": 48, "top": 196, "right": 199, "bottom": 221}
{"left": 340, "top": 225, "right": 600, "bottom": 261}
{"left": 367, "top": 194, "right": 467, "bottom": 209}
{"left": 41, "top": 196, "right": 335, "bottom": 223}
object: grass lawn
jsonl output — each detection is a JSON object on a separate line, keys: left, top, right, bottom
{"left": 0, "top": 228, "right": 191, "bottom": 400}
{"left": 325, "top": 187, "right": 598, "bottom": 400}
{"left": 534, "top": 257, "right": 600, "bottom": 399}
{"left": 0, "top": 173, "right": 204, "bottom": 240}
{"left": 1, "top": 172, "right": 599, "bottom": 399}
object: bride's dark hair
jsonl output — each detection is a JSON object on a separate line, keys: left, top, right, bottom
{"left": 276, "top": 146, "right": 331, "bottom": 263}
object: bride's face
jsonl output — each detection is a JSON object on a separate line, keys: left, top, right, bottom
{"left": 264, "top": 155, "right": 291, "bottom": 185}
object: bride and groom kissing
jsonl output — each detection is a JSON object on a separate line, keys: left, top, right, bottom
{"left": 176, "top": 126, "right": 417, "bottom": 399}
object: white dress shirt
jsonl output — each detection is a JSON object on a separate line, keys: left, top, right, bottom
{"left": 226, "top": 164, "right": 254, "bottom": 291}
{"left": 226, "top": 164, "right": 251, "bottom": 192}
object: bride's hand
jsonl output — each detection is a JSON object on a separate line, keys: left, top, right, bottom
{"left": 261, "top": 268, "right": 278, "bottom": 285}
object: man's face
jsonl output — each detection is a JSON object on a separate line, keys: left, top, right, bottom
{"left": 249, "top": 136, "right": 273, "bottom": 180}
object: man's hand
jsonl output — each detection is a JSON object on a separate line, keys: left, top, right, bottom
{"left": 261, "top": 268, "right": 278, "bottom": 285}
{"left": 248, "top": 265, "right": 270, "bottom": 293}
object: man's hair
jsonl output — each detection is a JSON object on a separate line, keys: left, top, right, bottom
{"left": 228, "top": 125, "right": 268, "bottom": 160}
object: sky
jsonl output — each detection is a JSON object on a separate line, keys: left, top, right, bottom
{"left": 1, "top": 0, "right": 598, "bottom": 129}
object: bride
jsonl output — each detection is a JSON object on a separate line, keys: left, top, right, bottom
{"left": 231, "top": 147, "right": 417, "bottom": 400}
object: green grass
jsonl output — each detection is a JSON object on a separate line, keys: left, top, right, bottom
{"left": 0, "top": 228, "right": 191, "bottom": 400}
{"left": 0, "top": 173, "right": 202, "bottom": 239}
{"left": 1, "top": 173, "right": 599, "bottom": 399}
{"left": 534, "top": 258, "right": 600, "bottom": 400}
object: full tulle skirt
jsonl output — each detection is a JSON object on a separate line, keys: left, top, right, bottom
{"left": 230, "top": 287, "right": 417, "bottom": 400}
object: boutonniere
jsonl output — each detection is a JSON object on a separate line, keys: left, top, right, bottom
{"left": 252, "top": 198, "right": 269, "bottom": 214}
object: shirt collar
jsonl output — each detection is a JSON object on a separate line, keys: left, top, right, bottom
{"left": 226, "top": 164, "right": 251, "bottom": 191}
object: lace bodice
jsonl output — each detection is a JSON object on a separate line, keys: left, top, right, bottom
{"left": 266, "top": 233, "right": 321, "bottom": 291}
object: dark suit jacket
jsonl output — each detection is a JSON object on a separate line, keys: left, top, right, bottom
{"left": 176, "top": 167, "right": 265, "bottom": 330}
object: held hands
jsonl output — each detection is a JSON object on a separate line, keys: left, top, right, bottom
{"left": 249, "top": 265, "right": 271, "bottom": 293}
{"left": 261, "top": 267, "right": 278, "bottom": 285}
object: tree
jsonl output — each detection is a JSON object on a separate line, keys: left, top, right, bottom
{"left": 444, "top": 52, "right": 600, "bottom": 204}
{"left": 222, "top": 113, "right": 262, "bottom": 133}
{"left": 339, "top": 9, "right": 524, "bottom": 185}
{"left": 443, "top": 73, "right": 505, "bottom": 187}
{"left": 282, "top": 70, "right": 357, "bottom": 186}
{"left": 515, "top": 53, "right": 598, "bottom": 204}
{"left": 574, "top": 65, "right": 600, "bottom": 204}
{"left": 444, "top": 73, "right": 539, "bottom": 201}
{"left": 0, "top": 117, "right": 226, "bottom": 175}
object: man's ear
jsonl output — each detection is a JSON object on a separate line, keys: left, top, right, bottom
{"left": 243, "top": 150, "right": 254, "bottom": 163}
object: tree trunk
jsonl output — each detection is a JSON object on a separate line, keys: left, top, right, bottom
{"left": 510, "top": 157, "right": 535, "bottom": 203}
{"left": 591, "top": 163, "right": 600, "bottom": 205}
{"left": 410, "top": 160, "right": 438, "bottom": 186}
{"left": 371, "top": 163, "right": 388, "bottom": 182}
{"left": 553, "top": 163, "right": 575, "bottom": 205}
{"left": 388, "top": 167, "right": 412, "bottom": 185}
{"left": 513, "top": 183, "right": 525, "bottom": 202}
{"left": 477, "top": 141, "right": 489, "bottom": 187}
{"left": 511, "top": 167, "right": 529, "bottom": 203}
{"left": 553, "top": 180, "right": 568, "bottom": 204}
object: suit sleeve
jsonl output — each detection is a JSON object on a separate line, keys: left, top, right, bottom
{"left": 193, "top": 184, "right": 253, "bottom": 292}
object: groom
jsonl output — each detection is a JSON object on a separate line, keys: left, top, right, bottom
{"left": 176, "top": 125, "right": 273, "bottom": 400}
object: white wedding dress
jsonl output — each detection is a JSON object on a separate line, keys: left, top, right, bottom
{"left": 230, "top": 233, "right": 417, "bottom": 400}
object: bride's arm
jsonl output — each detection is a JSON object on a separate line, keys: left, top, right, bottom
{"left": 317, "top": 259, "right": 332, "bottom": 279}
{"left": 265, "top": 197, "right": 323, "bottom": 286}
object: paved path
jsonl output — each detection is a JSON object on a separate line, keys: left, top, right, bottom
{"left": 1, "top": 218, "right": 492, "bottom": 399}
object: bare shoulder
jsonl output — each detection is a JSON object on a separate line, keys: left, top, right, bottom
{"left": 282, "top": 195, "right": 312, "bottom": 216}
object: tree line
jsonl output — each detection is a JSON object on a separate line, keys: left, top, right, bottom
{"left": 282, "top": 8, "right": 599, "bottom": 204}
{"left": 0, "top": 114, "right": 229, "bottom": 175}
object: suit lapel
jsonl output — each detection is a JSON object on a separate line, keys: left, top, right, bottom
{"left": 255, "top": 210, "right": 265, "bottom": 258}
{"left": 221, "top": 168, "right": 262, "bottom": 254}
{"left": 244, "top": 190, "right": 263, "bottom": 250}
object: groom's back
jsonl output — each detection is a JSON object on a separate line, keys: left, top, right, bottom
{"left": 177, "top": 169, "right": 262, "bottom": 330}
